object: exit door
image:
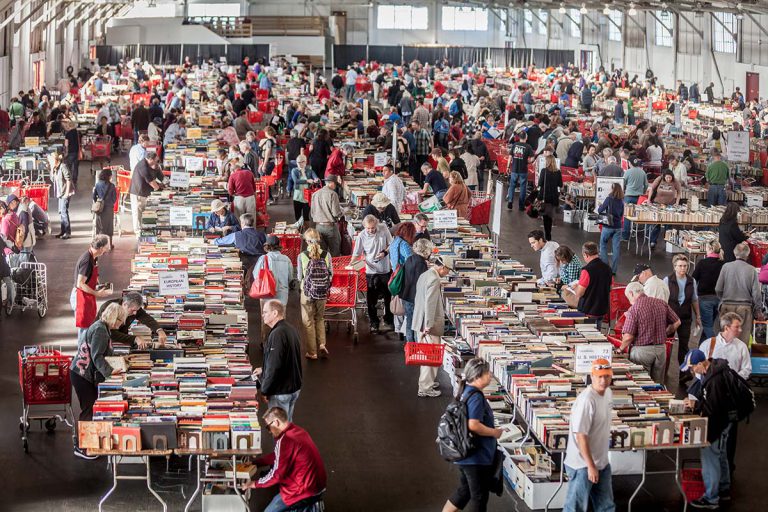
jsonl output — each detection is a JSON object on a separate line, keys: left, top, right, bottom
{"left": 746, "top": 72, "right": 759, "bottom": 102}
{"left": 580, "top": 50, "right": 593, "bottom": 73}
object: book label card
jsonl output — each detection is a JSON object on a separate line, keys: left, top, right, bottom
{"left": 159, "top": 270, "right": 189, "bottom": 296}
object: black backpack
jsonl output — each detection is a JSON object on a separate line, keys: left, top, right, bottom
{"left": 722, "top": 368, "right": 756, "bottom": 422}
{"left": 436, "top": 389, "right": 480, "bottom": 462}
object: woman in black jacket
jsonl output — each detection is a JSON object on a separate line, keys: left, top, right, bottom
{"left": 449, "top": 148, "right": 468, "bottom": 180}
{"left": 400, "top": 238, "right": 432, "bottom": 343}
{"left": 718, "top": 203, "right": 752, "bottom": 262}
{"left": 538, "top": 155, "right": 564, "bottom": 241}
{"left": 308, "top": 129, "right": 333, "bottom": 180}
{"left": 563, "top": 138, "right": 584, "bottom": 169}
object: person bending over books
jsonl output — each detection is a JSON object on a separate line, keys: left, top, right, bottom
{"left": 97, "top": 291, "right": 167, "bottom": 349}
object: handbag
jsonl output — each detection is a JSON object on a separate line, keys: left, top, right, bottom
{"left": 248, "top": 255, "right": 277, "bottom": 299}
{"left": 91, "top": 199, "right": 104, "bottom": 213}
{"left": 390, "top": 295, "right": 405, "bottom": 316}
{"left": 388, "top": 264, "right": 405, "bottom": 296}
{"left": 596, "top": 213, "right": 614, "bottom": 227}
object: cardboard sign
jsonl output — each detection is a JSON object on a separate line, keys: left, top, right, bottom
{"left": 185, "top": 156, "right": 204, "bottom": 172}
{"left": 198, "top": 115, "right": 213, "bottom": 127}
{"left": 374, "top": 152, "right": 388, "bottom": 167}
{"left": 169, "top": 206, "right": 194, "bottom": 226}
{"left": 594, "top": 177, "right": 624, "bottom": 213}
{"left": 158, "top": 270, "right": 189, "bottom": 296}
{"left": 24, "top": 137, "right": 40, "bottom": 147}
{"left": 170, "top": 171, "right": 190, "bottom": 189}
{"left": 492, "top": 180, "right": 504, "bottom": 236}
{"left": 726, "top": 130, "right": 750, "bottom": 162}
{"left": 186, "top": 128, "right": 203, "bottom": 140}
{"left": 574, "top": 343, "right": 613, "bottom": 374}
{"left": 433, "top": 209, "right": 458, "bottom": 229}
{"left": 191, "top": 91, "right": 200, "bottom": 101}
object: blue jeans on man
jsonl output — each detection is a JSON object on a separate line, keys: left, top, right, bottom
{"left": 264, "top": 491, "right": 324, "bottom": 512}
{"left": 563, "top": 464, "right": 615, "bottom": 512}
{"left": 507, "top": 173, "right": 528, "bottom": 209}
{"left": 599, "top": 227, "right": 622, "bottom": 274}
{"left": 622, "top": 195, "right": 639, "bottom": 240}
{"left": 268, "top": 390, "right": 301, "bottom": 422}
{"left": 698, "top": 295, "right": 720, "bottom": 341}
{"left": 700, "top": 424, "right": 731, "bottom": 506}
{"left": 708, "top": 184, "right": 727, "bottom": 206}
{"left": 58, "top": 196, "right": 71, "bottom": 236}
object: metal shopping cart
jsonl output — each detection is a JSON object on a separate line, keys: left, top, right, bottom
{"left": 324, "top": 269, "right": 360, "bottom": 344}
{"left": 84, "top": 135, "right": 112, "bottom": 174}
{"left": 6, "top": 261, "right": 48, "bottom": 317}
{"left": 467, "top": 191, "right": 492, "bottom": 231}
{"left": 18, "top": 345, "right": 75, "bottom": 453}
{"left": 271, "top": 233, "right": 302, "bottom": 266}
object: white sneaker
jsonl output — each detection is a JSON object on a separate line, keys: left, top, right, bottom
{"left": 418, "top": 389, "right": 441, "bottom": 398}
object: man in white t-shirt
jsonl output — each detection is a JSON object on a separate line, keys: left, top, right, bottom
{"left": 632, "top": 263, "right": 670, "bottom": 302}
{"left": 563, "top": 358, "right": 615, "bottom": 512}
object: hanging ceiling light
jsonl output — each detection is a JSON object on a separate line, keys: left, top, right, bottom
{"left": 629, "top": 3, "right": 637, "bottom": 16}
{"left": 580, "top": 4, "right": 587, "bottom": 14}
{"left": 603, "top": 5, "right": 611, "bottom": 15}
{"left": 559, "top": 4, "right": 566, "bottom": 14}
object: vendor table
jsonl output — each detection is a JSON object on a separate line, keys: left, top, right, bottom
{"left": 179, "top": 448, "right": 263, "bottom": 512}
{"left": 88, "top": 449, "right": 173, "bottom": 512}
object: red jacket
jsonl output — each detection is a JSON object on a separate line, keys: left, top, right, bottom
{"left": 325, "top": 148, "right": 345, "bottom": 177}
{"left": 228, "top": 168, "right": 256, "bottom": 197}
{"left": 317, "top": 88, "right": 331, "bottom": 101}
{"left": 253, "top": 423, "right": 327, "bottom": 506}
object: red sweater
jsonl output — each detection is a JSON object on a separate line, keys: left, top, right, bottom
{"left": 253, "top": 423, "right": 327, "bottom": 505}
{"left": 325, "top": 148, "right": 346, "bottom": 177}
{"left": 228, "top": 168, "right": 256, "bottom": 197}
{"left": 317, "top": 88, "right": 331, "bottom": 101}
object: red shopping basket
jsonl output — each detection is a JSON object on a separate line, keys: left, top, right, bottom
{"left": 248, "top": 110, "right": 264, "bottom": 124}
{"left": 467, "top": 192, "right": 492, "bottom": 226}
{"left": 303, "top": 184, "right": 322, "bottom": 206}
{"left": 681, "top": 461, "right": 705, "bottom": 502}
{"left": 405, "top": 341, "right": 445, "bottom": 366}
{"left": 609, "top": 284, "right": 630, "bottom": 322}
{"left": 327, "top": 270, "right": 358, "bottom": 308}
{"left": 18, "top": 348, "right": 72, "bottom": 405}
{"left": 15, "top": 184, "right": 51, "bottom": 211}
{"left": 748, "top": 240, "right": 768, "bottom": 268}
{"left": 256, "top": 88, "right": 270, "bottom": 101}
{"left": 91, "top": 136, "right": 112, "bottom": 159}
{"left": 272, "top": 233, "right": 302, "bottom": 266}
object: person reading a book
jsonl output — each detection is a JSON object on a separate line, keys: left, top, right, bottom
{"left": 70, "top": 302, "right": 127, "bottom": 460}
{"left": 250, "top": 407, "right": 327, "bottom": 511}
{"left": 206, "top": 199, "right": 240, "bottom": 235}
{"left": 97, "top": 291, "right": 167, "bottom": 349}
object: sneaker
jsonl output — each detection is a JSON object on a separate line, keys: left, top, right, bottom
{"left": 690, "top": 498, "right": 718, "bottom": 509}
{"left": 418, "top": 389, "right": 442, "bottom": 398}
{"left": 379, "top": 322, "right": 394, "bottom": 332}
{"left": 74, "top": 447, "right": 99, "bottom": 460}
{"left": 431, "top": 382, "right": 440, "bottom": 390}
{"left": 507, "top": 202, "right": 514, "bottom": 210}
{"left": 267, "top": 199, "right": 276, "bottom": 206}
{"left": 319, "top": 345, "right": 329, "bottom": 358}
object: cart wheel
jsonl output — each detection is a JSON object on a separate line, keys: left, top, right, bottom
{"left": 23, "top": 439, "right": 28, "bottom": 453}
{"left": 45, "top": 418, "right": 57, "bottom": 432}
{"left": 19, "top": 421, "right": 30, "bottom": 432}
{"left": 37, "top": 301, "right": 47, "bottom": 318}
{"left": 353, "top": 332, "right": 358, "bottom": 345}
{"left": 5, "top": 300, "right": 12, "bottom": 316}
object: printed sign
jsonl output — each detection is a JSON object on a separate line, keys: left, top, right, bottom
{"left": 433, "top": 209, "right": 458, "bottom": 229}
{"left": 169, "top": 206, "right": 194, "bottom": 226}
{"left": 492, "top": 180, "right": 504, "bottom": 236}
{"left": 185, "top": 156, "right": 204, "bottom": 172}
{"left": 374, "top": 152, "right": 388, "bottom": 167}
{"left": 198, "top": 116, "right": 213, "bottom": 127}
{"left": 574, "top": 343, "right": 613, "bottom": 374}
{"left": 726, "top": 130, "right": 750, "bottom": 162}
{"left": 24, "top": 137, "right": 40, "bottom": 147}
{"left": 186, "top": 128, "right": 203, "bottom": 140}
{"left": 170, "top": 171, "right": 190, "bottom": 189}
{"left": 158, "top": 270, "right": 189, "bottom": 296}
{"left": 594, "top": 177, "right": 624, "bottom": 213}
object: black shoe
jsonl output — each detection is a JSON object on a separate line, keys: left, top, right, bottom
{"left": 690, "top": 498, "right": 718, "bottom": 509}
{"left": 54, "top": 233, "right": 63, "bottom": 239}
{"left": 507, "top": 202, "right": 514, "bottom": 210}
{"left": 719, "top": 491, "right": 731, "bottom": 502}
{"left": 370, "top": 325, "right": 380, "bottom": 334}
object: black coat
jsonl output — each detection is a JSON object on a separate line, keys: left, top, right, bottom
{"left": 400, "top": 254, "right": 428, "bottom": 303}
{"left": 718, "top": 218, "right": 748, "bottom": 263}
{"left": 690, "top": 359, "right": 741, "bottom": 443}
{"left": 538, "top": 169, "right": 563, "bottom": 206}
{"left": 260, "top": 320, "right": 303, "bottom": 396}
{"left": 361, "top": 204, "right": 400, "bottom": 228}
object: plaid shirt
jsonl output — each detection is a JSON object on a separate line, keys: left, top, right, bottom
{"left": 622, "top": 295, "right": 680, "bottom": 347}
{"left": 414, "top": 129, "right": 432, "bottom": 156}
{"left": 558, "top": 255, "right": 583, "bottom": 285}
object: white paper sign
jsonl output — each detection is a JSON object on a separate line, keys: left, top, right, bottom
{"left": 492, "top": 180, "right": 504, "bottom": 236}
{"left": 726, "top": 130, "right": 750, "bottom": 162}
{"left": 170, "top": 206, "right": 194, "bottom": 226}
{"left": 170, "top": 171, "right": 190, "bottom": 189}
{"left": 158, "top": 270, "right": 189, "bottom": 296}
{"left": 185, "top": 156, "right": 204, "bottom": 171}
{"left": 574, "top": 343, "right": 613, "bottom": 374}
{"left": 374, "top": 152, "right": 388, "bottom": 167}
{"left": 674, "top": 102, "right": 682, "bottom": 128}
{"left": 433, "top": 209, "right": 458, "bottom": 229}
{"left": 594, "top": 177, "right": 624, "bottom": 213}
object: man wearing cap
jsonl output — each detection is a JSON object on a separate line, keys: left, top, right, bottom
{"left": 310, "top": 176, "right": 343, "bottom": 257}
{"left": 227, "top": 163, "right": 258, "bottom": 219}
{"left": 680, "top": 349, "right": 744, "bottom": 508}
{"left": 632, "top": 263, "right": 670, "bottom": 302}
{"left": 620, "top": 281, "right": 681, "bottom": 384}
{"left": 353, "top": 215, "right": 394, "bottom": 334}
{"left": 705, "top": 149, "right": 729, "bottom": 206}
{"left": 381, "top": 164, "right": 406, "bottom": 213}
{"left": 206, "top": 199, "right": 240, "bottom": 235}
{"left": 562, "top": 358, "right": 615, "bottom": 512}
{"left": 716, "top": 242, "right": 763, "bottom": 339}
{"left": 412, "top": 256, "right": 451, "bottom": 398}
{"left": 622, "top": 157, "right": 649, "bottom": 241}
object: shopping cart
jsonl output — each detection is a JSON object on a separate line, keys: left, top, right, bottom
{"left": 18, "top": 345, "right": 74, "bottom": 453}
{"left": 114, "top": 166, "right": 132, "bottom": 213}
{"left": 85, "top": 135, "right": 112, "bottom": 174}
{"left": 12, "top": 183, "right": 51, "bottom": 212}
{"left": 324, "top": 269, "right": 359, "bottom": 344}
{"left": 6, "top": 261, "right": 48, "bottom": 317}
{"left": 271, "top": 233, "right": 302, "bottom": 266}
{"left": 467, "top": 191, "right": 492, "bottom": 231}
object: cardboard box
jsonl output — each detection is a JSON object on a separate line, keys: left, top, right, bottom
{"left": 522, "top": 473, "right": 569, "bottom": 510}
{"left": 666, "top": 242, "right": 685, "bottom": 254}
{"left": 582, "top": 218, "right": 600, "bottom": 232}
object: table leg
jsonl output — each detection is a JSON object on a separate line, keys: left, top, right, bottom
{"left": 184, "top": 455, "right": 202, "bottom": 512}
{"left": 145, "top": 456, "right": 168, "bottom": 511}
{"left": 627, "top": 449, "right": 648, "bottom": 512}
{"left": 231, "top": 454, "right": 250, "bottom": 511}
{"left": 672, "top": 448, "right": 689, "bottom": 512}
{"left": 544, "top": 452, "right": 565, "bottom": 512}
{"left": 98, "top": 455, "right": 119, "bottom": 512}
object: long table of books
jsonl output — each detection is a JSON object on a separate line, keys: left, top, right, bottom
{"left": 77, "top": 178, "right": 263, "bottom": 511}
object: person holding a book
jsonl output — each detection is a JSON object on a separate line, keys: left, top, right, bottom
{"left": 206, "top": 199, "right": 240, "bottom": 235}
{"left": 96, "top": 291, "right": 167, "bottom": 349}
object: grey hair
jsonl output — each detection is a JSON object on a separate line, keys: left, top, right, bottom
{"left": 734, "top": 242, "right": 750, "bottom": 261}
{"left": 463, "top": 358, "right": 491, "bottom": 383}
{"left": 290, "top": 129, "right": 299, "bottom": 138}
{"left": 412, "top": 238, "right": 434, "bottom": 258}
{"left": 624, "top": 281, "right": 644, "bottom": 300}
{"left": 91, "top": 234, "right": 110, "bottom": 250}
{"left": 362, "top": 214, "right": 378, "bottom": 227}
{"left": 121, "top": 291, "right": 144, "bottom": 309}
{"left": 240, "top": 213, "right": 254, "bottom": 227}
{"left": 421, "top": 162, "right": 433, "bottom": 173}
{"left": 720, "top": 312, "right": 744, "bottom": 331}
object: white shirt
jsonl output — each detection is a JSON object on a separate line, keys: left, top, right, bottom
{"left": 564, "top": 386, "right": 613, "bottom": 471}
{"left": 129, "top": 144, "right": 146, "bottom": 173}
{"left": 698, "top": 334, "right": 752, "bottom": 380}
{"left": 163, "top": 123, "right": 185, "bottom": 145}
{"left": 381, "top": 175, "right": 406, "bottom": 212}
{"left": 538, "top": 241, "right": 560, "bottom": 285}
{"left": 673, "top": 162, "right": 688, "bottom": 186}
{"left": 643, "top": 275, "right": 670, "bottom": 302}
{"left": 147, "top": 123, "right": 160, "bottom": 143}
{"left": 647, "top": 145, "right": 663, "bottom": 163}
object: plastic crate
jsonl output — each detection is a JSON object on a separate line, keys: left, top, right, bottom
{"left": 256, "top": 88, "right": 270, "bottom": 101}
{"left": 681, "top": 464, "right": 705, "bottom": 502}
{"left": 404, "top": 342, "right": 445, "bottom": 366}
{"left": 14, "top": 184, "right": 51, "bottom": 212}
{"left": 303, "top": 186, "right": 321, "bottom": 206}
{"left": 247, "top": 110, "right": 263, "bottom": 124}
{"left": 18, "top": 348, "right": 72, "bottom": 405}
{"left": 748, "top": 240, "right": 768, "bottom": 268}
{"left": 272, "top": 233, "right": 302, "bottom": 266}
{"left": 609, "top": 284, "right": 630, "bottom": 321}
{"left": 327, "top": 270, "right": 358, "bottom": 308}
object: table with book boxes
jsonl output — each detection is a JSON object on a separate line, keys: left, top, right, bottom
{"left": 76, "top": 175, "right": 264, "bottom": 512}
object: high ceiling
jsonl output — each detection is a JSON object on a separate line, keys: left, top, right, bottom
{"left": 438, "top": 0, "right": 768, "bottom": 16}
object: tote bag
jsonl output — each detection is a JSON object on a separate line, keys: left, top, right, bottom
{"left": 248, "top": 255, "right": 277, "bottom": 299}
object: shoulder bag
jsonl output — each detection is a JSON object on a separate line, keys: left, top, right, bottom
{"left": 248, "top": 255, "right": 277, "bottom": 299}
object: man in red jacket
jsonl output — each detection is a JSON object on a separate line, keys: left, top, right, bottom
{"left": 252, "top": 407, "right": 327, "bottom": 511}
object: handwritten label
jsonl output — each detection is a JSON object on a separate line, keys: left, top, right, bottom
{"left": 574, "top": 343, "right": 613, "bottom": 374}
{"left": 198, "top": 116, "right": 212, "bottom": 127}
{"left": 374, "top": 152, "right": 388, "bottom": 167}
{"left": 170, "top": 171, "right": 190, "bottom": 189}
{"left": 433, "top": 209, "right": 458, "bottom": 229}
{"left": 186, "top": 128, "right": 202, "bottom": 140}
{"left": 169, "top": 206, "right": 194, "bottom": 226}
{"left": 158, "top": 270, "right": 189, "bottom": 296}
{"left": 24, "top": 137, "right": 40, "bottom": 147}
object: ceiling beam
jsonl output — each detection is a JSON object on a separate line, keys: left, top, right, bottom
{"left": 648, "top": 11, "right": 673, "bottom": 36}
{"left": 675, "top": 9, "right": 704, "bottom": 39}
{"left": 745, "top": 11, "right": 768, "bottom": 39}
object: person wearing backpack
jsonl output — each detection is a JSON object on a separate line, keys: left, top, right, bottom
{"left": 682, "top": 348, "right": 756, "bottom": 509}
{"left": 297, "top": 229, "right": 332, "bottom": 360}
{"left": 441, "top": 358, "right": 503, "bottom": 512}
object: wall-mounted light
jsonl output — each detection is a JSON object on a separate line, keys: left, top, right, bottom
{"left": 629, "top": 3, "right": 637, "bottom": 16}
{"left": 603, "top": 5, "right": 611, "bottom": 15}
{"left": 559, "top": 4, "right": 566, "bottom": 15}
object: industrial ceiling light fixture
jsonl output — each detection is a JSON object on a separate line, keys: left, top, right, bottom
{"left": 603, "top": 4, "right": 611, "bottom": 15}
{"left": 580, "top": 4, "right": 588, "bottom": 14}
{"left": 629, "top": 3, "right": 637, "bottom": 16}
{"left": 559, "top": 3, "right": 566, "bottom": 14}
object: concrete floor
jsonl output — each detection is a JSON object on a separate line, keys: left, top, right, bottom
{"left": 0, "top": 161, "right": 765, "bottom": 511}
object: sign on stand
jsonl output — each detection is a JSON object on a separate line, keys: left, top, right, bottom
{"left": 492, "top": 180, "right": 504, "bottom": 237}
{"left": 159, "top": 270, "right": 189, "bottom": 296}
{"left": 170, "top": 206, "right": 194, "bottom": 226}
{"left": 574, "top": 343, "right": 613, "bottom": 374}
{"left": 727, "top": 131, "right": 750, "bottom": 162}
{"left": 433, "top": 209, "right": 458, "bottom": 229}
{"left": 170, "top": 171, "right": 190, "bottom": 189}
{"left": 374, "top": 152, "right": 388, "bottom": 167}
{"left": 594, "top": 177, "right": 624, "bottom": 213}
{"left": 185, "top": 156, "right": 204, "bottom": 172}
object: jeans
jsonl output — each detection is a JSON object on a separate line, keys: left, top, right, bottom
{"left": 649, "top": 224, "right": 663, "bottom": 245}
{"left": 366, "top": 272, "right": 392, "bottom": 328}
{"left": 264, "top": 491, "right": 325, "bottom": 512}
{"left": 701, "top": 424, "right": 731, "bottom": 504}
{"left": 2, "top": 276, "right": 14, "bottom": 309}
{"left": 599, "top": 227, "right": 621, "bottom": 274}
{"left": 563, "top": 464, "right": 615, "bottom": 512}
{"left": 622, "top": 196, "right": 639, "bottom": 240}
{"left": 403, "top": 299, "right": 416, "bottom": 342}
{"left": 699, "top": 296, "right": 720, "bottom": 341}
{"left": 708, "top": 184, "right": 727, "bottom": 206}
{"left": 448, "top": 464, "right": 494, "bottom": 512}
{"left": 268, "top": 390, "right": 301, "bottom": 422}
{"left": 345, "top": 84, "right": 355, "bottom": 101}
{"left": 507, "top": 172, "right": 527, "bottom": 208}
{"left": 58, "top": 196, "right": 71, "bottom": 236}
